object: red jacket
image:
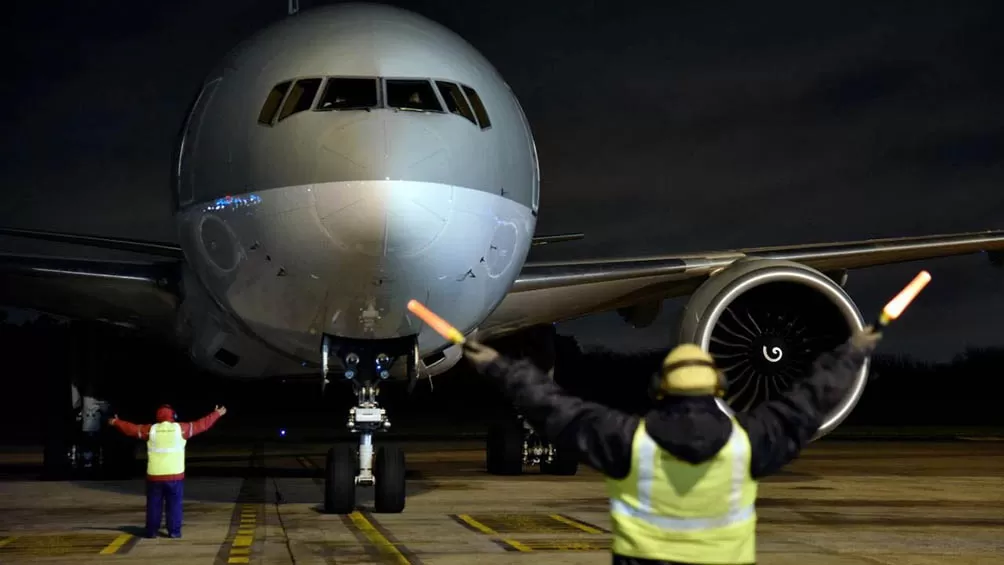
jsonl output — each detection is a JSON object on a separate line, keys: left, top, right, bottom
{"left": 111, "top": 410, "right": 222, "bottom": 481}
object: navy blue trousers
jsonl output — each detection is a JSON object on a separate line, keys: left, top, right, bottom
{"left": 145, "top": 480, "right": 184, "bottom": 537}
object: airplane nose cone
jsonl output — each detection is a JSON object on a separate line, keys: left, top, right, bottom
{"left": 314, "top": 180, "right": 453, "bottom": 258}
{"left": 316, "top": 113, "right": 451, "bottom": 181}
{"left": 317, "top": 114, "right": 388, "bottom": 177}
{"left": 314, "top": 114, "right": 453, "bottom": 258}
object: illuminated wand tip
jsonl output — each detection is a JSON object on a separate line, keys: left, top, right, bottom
{"left": 878, "top": 270, "right": 932, "bottom": 327}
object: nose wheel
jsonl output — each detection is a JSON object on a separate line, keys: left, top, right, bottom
{"left": 324, "top": 442, "right": 406, "bottom": 514}
{"left": 324, "top": 445, "right": 356, "bottom": 514}
{"left": 321, "top": 335, "right": 413, "bottom": 514}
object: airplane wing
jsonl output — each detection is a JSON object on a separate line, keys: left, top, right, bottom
{"left": 5, "top": 227, "right": 1004, "bottom": 343}
{"left": 0, "top": 251, "right": 182, "bottom": 336}
{"left": 531, "top": 233, "right": 585, "bottom": 247}
{"left": 479, "top": 230, "right": 1004, "bottom": 338}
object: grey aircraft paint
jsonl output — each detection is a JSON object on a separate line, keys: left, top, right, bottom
{"left": 174, "top": 3, "right": 539, "bottom": 362}
{"left": 3, "top": 3, "right": 1004, "bottom": 429}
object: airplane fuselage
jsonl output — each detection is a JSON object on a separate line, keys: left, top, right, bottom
{"left": 172, "top": 4, "right": 540, "bottom": 371}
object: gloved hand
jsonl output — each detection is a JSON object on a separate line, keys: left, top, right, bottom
{"left": 850, "top": 325, "right": 882, "bottom": 351}
{"left": 463, "top": 340, "right": 500, "bottom": 372}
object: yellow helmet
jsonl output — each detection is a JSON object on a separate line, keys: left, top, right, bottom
{"left": 657, "top": 343, "right": 725, "bottom": 397}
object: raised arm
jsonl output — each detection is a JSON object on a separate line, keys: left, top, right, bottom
{"left": 109, "top": 416, "right": 151, "bottom": 440}
{"left": 735, "top": 328, "right": 881, "bottom": 479}
{"left": 181, "top": 406, "right": 226, "bottom": 439}
{"left": 468, "top": 343, "right": 640, "bottom": 479}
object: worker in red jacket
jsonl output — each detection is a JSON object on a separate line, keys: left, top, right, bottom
{"left": 109, "top": 404, "right": 226, "bottom": 538}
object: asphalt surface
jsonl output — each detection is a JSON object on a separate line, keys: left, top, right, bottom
{"left": 0, "top": 435, "right": 1002, "bottom": 564}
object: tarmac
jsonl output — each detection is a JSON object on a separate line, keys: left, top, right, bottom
{"left": 0, "top": 434, "right": 1002, "bottom": 564}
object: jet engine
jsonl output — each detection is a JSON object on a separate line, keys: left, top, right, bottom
{"left": 678, "top": 258, "right": 869, "bottom": 439}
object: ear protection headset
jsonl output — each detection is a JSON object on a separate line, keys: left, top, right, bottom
{"left": 650, "top": 358, "right": 727, "bottom": 399}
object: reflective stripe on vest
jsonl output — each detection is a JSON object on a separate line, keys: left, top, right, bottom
{"left": 605, "top": 416, "right": 757, "bottom": 564}
{"left": 147, "top": 422, "right": 186, "bottom": 476}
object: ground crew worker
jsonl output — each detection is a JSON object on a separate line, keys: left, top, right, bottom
{"left": 109, "top": 404, "right": 226, "bottom": 538}
{"left": 462, "top": 327, "right": 882, "bottom": 565}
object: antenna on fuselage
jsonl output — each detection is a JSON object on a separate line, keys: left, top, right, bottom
{"left": 288, "top": 0, "right": 299, "bottom": 15}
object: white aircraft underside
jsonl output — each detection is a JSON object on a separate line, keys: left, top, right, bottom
{"left": 2, "top": 3, "right": 1004, "bottom": 511}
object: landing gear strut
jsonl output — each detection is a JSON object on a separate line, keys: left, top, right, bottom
{"left": 484, "top": 325, "right": 578, "bottom": 476}
{"left": 486, "top": 414, "right": 578, "bottom": 475}
{"left": 321, "top": 335, "right": 413, "bottom": 514}
{"left": 45, "top": 377, "right": 133, "bottom": 480}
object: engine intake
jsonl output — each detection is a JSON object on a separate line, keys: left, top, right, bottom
{"left": 678, "top": 259, "right": 868, "bottom": 439}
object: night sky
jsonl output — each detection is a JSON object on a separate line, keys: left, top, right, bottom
{"left": 2, "top": 1, "right": 1003, "bottom": 362}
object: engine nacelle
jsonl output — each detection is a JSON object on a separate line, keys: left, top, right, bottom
{"left": 678, "top": 258, "right": 868, "bottom": 439}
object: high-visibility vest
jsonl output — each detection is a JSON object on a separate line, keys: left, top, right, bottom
{"left": 147, "top": 422, "right": 186, "bottom": 476}
{"left": 605, "top": 416, "right": 758, "bottom": 564}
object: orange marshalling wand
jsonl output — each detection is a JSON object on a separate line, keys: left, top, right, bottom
{"left": 406, "top": 300, "right": 466, "bottom": 345}
{"left": 877, "top": 270, "right": 932, "bottom": 327}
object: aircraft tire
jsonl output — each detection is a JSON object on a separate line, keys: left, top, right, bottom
{"left": 373, "top": 446, "right": 406, "bottom": 513}
{"left": 101, "top": 431, "right": 137, "bottom": 480}
{"left": 324, "top": 445, "right": 356, "bottom": 514}
{"left": 485, "top": 420, "right": 524, "bottom": 475}
{"left": 541, "top": 444, "right": 579, "bottom": 476}
{"left": 42, "top": 379, "right": 73, "bottom": 480}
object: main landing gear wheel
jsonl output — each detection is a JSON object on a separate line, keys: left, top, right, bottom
{"left": 486, "top": 419, "right": 524, "bottom": 475}
{"left": 486, "top": 416, "right": 580, "bottom": 476}
{"left": 325, "top": 445, "right": 356, "bottom": 514}
{"left": 374, "top": 446, "right": 406, "bottom": 513}
{"left": 541, "top": 443, "right": 579, "bottom": 476}
{"left": 43, "top": 377, "right": 73, "bottom": 481}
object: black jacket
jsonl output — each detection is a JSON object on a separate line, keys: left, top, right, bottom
{"left": 479, "top": 337, "right": 875, "bottom": 565}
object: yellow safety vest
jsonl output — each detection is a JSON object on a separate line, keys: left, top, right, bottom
{"left": 147, "top": 422, "right": 186, "bottom": 476}
{"left": 605, "top": 417, "right": 758, "bottom": 564}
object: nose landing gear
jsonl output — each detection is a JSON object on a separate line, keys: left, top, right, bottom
{"left": 321, "top": 334, "right": 415, "bottom": 514}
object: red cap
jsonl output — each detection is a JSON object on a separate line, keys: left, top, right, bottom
{"left": 156, "top": 405, "right": 175, "bottom": 422}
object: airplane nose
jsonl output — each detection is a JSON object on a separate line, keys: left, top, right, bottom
{"left": 314, "top": 113, "right": 453, "bottom": 258}
{"left": 316, "top": 112, "right": 451, "bottom": 183}
{"left": 313, "top": 180, "right": 453, "bottom": 258}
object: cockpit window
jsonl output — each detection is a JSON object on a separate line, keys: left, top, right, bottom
{"left": 277, "top": 78, "right": 322, "bottom": 122}
{"left": 435, "top": 81, "right": 477, "bottom": 125}
{"left": 462, "top": 85, "right": 491, "bottom": 129}
{"left": 385, "top": 79, "right": 443, "bottom": 112}
{"left": 258, "top": 81, "right": 291, "bottom": 125}
{"left": 260, "top": 76, "right": 492, "bottom": 130}
{"left": 317, "top": 78, "right": 379, "bottom": 111}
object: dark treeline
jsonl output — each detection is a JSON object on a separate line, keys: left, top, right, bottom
{"left": 0, "top": 313, "right": 1000, "bottom": 445}
{"left": 541, "top": 336, "right": 1004, "bottom": 427}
